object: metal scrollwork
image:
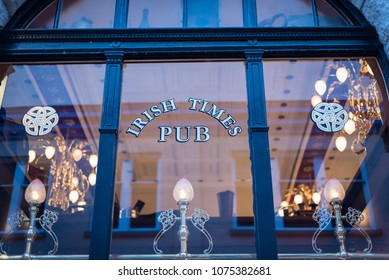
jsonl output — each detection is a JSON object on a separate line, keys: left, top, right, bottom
{"left": 191, "top": 208, "right": 213, "bottom": 254}
{"left": 312, "top": 208, "right": 331, "bottom": 253}
{"left": 39, "top": 209, "right": 59, "bottom": 255}
{"left": 153, "top": 209, "right": 178, "bottom": 254}
{"left": 345, "top": 207, "right": 372, "bottom": 253}
{"left": 0, "top": 210, "right": 28, "bottom": 255}
{"left": 311, "top": 102, "right": 348, "bottom": 133}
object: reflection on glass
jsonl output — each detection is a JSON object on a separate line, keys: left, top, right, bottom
{"left": 112, "top": 62, "right": 254, "bottom": 257}
{"left": 256, "top": 0, "right": 314, "bottom": 27}
{"left": 0, "top": 64, "right": 104, "bottom": 256}
{"left": 264, "top": 59, "right": 388, "bottom": 255}
{"left": 58, "top": 0, "right": 115, "bottom": 28}
{"left": 316, "top": 0, "right": 349, "bottom": 26}
{"left": 26, "top": 0, "right": 58, "bottom": 29}
{"left": 128, "top": 0, "right": 243, "bottom": 28}
{"left": 128, "top": 0, "right": 182, "bottom": 28}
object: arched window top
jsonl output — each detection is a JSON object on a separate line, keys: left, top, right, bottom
{"left": 9, "top": 0, "right": 360, "bottom": 30}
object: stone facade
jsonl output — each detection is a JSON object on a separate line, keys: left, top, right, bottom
{"left": 0, "top": 0, "right": 388, "bottom": 58}
{"left": 0, "top": 0, "right": 26, "bottom": 28}
{"left": 349, "top": 0, "right": 389, "bottom": 57}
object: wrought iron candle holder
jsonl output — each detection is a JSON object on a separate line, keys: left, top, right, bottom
{"left": 0, "top": 179, "right": 59, "bottom": 259}
{"left": 153, "top": 178, "right": 213, "bottom": 259}
{"left": 312, "top": 178, "right": 372, "bottom": 259}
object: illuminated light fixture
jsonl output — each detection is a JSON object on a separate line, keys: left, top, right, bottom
{"left": 71, "top": 177, "right": 79, "bottom": 187}
{"left": 77, "top": 199, "right": 87, "bottom": 211}
{"left": 153, "top": 178, "right": 213, "bottom": 259}
{"left": 72, "top": 148, "right": 83, "bottom": 162}
{"left": 68, "top": 190, "right": 80, "bottom": 204}
{"left": 310, "top": 95, "right": 322, "bottom": 107}
{"left": 28, "top": 135, "right": 97, "bottom": 212}
{"left": 343, "top": 119, "right": 356, "bottom": 135}
{"left": 28, "top": 150, "right": 36, "bottom": 163}
{"left": 312, "top": 59, "right": 382, "bottom": 155}
{"left": 312, "top": 178, "right": 372, "bottom": 259}
{"left": 315, "top": 80, "right": 327, "bottom": 96}
{"left": 0, "top": 179, "right": 59, "bottom": 259}
{"left": 312, "top": 192, "right": 321, "bottom": 205}
{"left": 44, "top": 145, "right": 56, "bottom": 159}
{"left": 336, "top": 67, "right": 349, "bottom": 83}
{"left": 88, "top": 172, "right": 97, "bottom": 186}
{"left": 89, "top": 154, "right": 98, "bottom": 168}
{"left": 335, "top": 135, "right": 347, "bottom": 152}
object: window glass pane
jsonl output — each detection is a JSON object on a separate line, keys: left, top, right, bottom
{"left": 128, "top": 0, "right": 243, "bottom": 28}
{"left": 264, "top": 58, "right": 389, "bottom": 256}
{"left": 187, "top": 0, "right": 243, "bottom": 27}
{"left": 256, "top": 0, "right": 314, "bottom": 27}
{"left": 316, "top": 0, "right": 350, "bottom": 26}
{"left": 128, "top": 0, "right": 182, "bottom": 28}
{"left": 58, "top": 0, "right": 115, "bottom": 28}
{"left": 0, "top": 64, "right": 104, "bottom": 257}
{"left": 112, "top": 61, "right": 255, "bottom": 258}
{"left": 26, "top": 0, "right": 58, "bottom": 29}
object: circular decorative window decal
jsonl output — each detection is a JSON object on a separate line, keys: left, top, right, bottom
{"left": 22, "top": 106, "right": 59, "bottom": 136}
{"left": 311, "top": 102, "right": 348, "bottom": 133}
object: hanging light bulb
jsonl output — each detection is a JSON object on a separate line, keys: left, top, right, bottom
{"left": 72, "top": 148, "right": 83, "bottom": 162}
{"left": 335, "top": 135, "right": 347, "bottom": 152}
{"left": 312, "top": 192, "right": 321, "bottom": 204}
{"left": 314, "top": 80, "right": 327, "bottom": 96}
{"left": 71, "top": 176, "right": 79, "bottom": 187}
{"left": 77, "top": 199, "right": 86, "bottom": 211}
{"left": 68, "top": 190, "right": 79, "bottom": 204}
{"left": 88, "top": 172, "right": 96, "bottom": 186}
{"left": 280, "top": 201, "right": 289, "bottom": 208}
{"left": 45, "top": 146, "right": 56, "bottom": 159}
{"left": 311, "top": 95, "right": 322, "bottom": 107}
{"left": 336, "top": 67, "right": 349, "bottom": 83}
{"left": 28, "top": 150, "right": 36, "bottom": 163}
{"left": 278, "top": 208, "right": 285, "bottom": 217}
{"left": 294, "top": 194, "right": 303, "bottom": 205}
{"left": 344, "top": 119, "right": 356, "bottom": 135}
{"left": 89, "top": 154, "right": 98, "bottom": 168}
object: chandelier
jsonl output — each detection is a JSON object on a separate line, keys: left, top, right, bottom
{"left": 28, "top": 135, "right": 98, "bottom": 212}
{"left": 311, "top": 59, "right": 382, "bottom": 154}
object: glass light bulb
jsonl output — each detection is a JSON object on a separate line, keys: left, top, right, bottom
{"left": 88, "top": 172, "right": 96, "bottom": 186}
{"left": 69, "top": 190, "right": 79, "bottom": 204}
{"left": 278, "top": 208, "right": 285, "bottom": 217}
{"left": 173, "top": 177, "right": 194, "bottom": 202}
{"left": 89, "top": 154, "right": 98, "bottom": 168}
{"left": 25, "top": 178, "right": 46, "bottom": 204}
{"left": 336, "top": 67, "right": 349, "bottom": 83}
{"left": 311, "top": 95, "right": 322, "bottom": 107}
{"left": 77, "top": 200, "right": 86, "bottom": 211}
{"left": 315, "top": 80, "right": 327, "bottom": 96}
{"left": 294, "top": 194, "right": 303, "bottom": 205}
{"left": 335, "top": 136, "right": 347, "bottom": 152}
{"left": 280, "top": 200, "right": 289, "bottom": 208}
{"left": 71, "top": 176, "right": 79, "bottom": 187}
{"left": 28, "top": 150, "right": 36, "bottom": 163}
{"left": 312, "top": 192, "right": 321, "bottom": 204}
{"left": 45, "top": 146, "right": 55, "bottom": 159}
{"left": 72, "top": 148, "right": 83, "bottom": 162}
{"left": 344, "top": 119, "right": 356, "bottom": 135}
{"left": 324, "top": 178, "right": 345, "bottom": 202}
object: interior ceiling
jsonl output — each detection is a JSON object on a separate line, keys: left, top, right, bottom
{"left": 4, "top": 60, "right": 371, "bottom": 208}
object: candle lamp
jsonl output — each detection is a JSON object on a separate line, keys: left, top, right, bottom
{"left": 0, "top": 179, "right": 59, "bottom": 259}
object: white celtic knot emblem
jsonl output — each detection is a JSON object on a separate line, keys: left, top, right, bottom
{"left": 311, "top": 102, "right": 348, "bottom": 133}
{"left": 22, "top": 106, "right": 59, "bottom": 136}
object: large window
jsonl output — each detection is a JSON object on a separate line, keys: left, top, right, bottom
{"left": 111, "top": 61, "right": 255, "bottom": 257}
{"left": 264, "top": 58, "right": 389, "bottom": 255}
{"left": 0, "top": 64, "right": 104, "bottom": 255}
